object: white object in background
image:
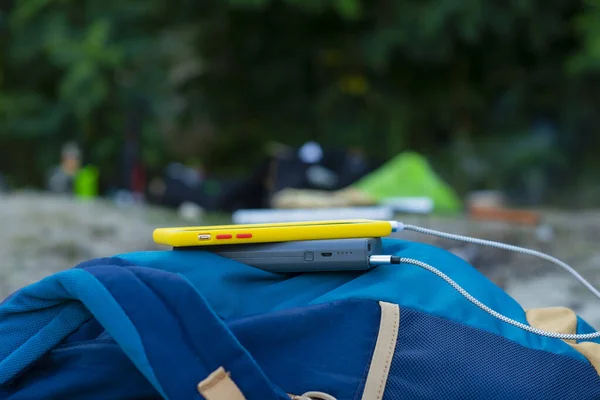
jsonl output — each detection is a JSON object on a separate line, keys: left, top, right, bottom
{"left": 380, "top": 197, "right": 434, "bottom": 214}
{"left": 298, "top": 141, "right": 324, "bottom": 164}
{"left": 178, "top": 201, "right": 205, "bottom": 221}
{"left": 114, "top": 190, "right": 136, "bottom": 208}
{"left": 306, "top": 165, "right": 339, "bottom": 189}
{"left": 535, "top": 224, "right": 554, "bottom": 243}
{"left": 232, "top": 206, "right": 394, "bottom": 224}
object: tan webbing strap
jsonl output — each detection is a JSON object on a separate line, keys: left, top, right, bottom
{"left": 526, "top": 307, "right": 600, "bottom": 375}
{"left": 526, "top": 307, "right": 578, "bottom": 344}
{"left": 361, "top": 301, "right": 400, "bottom": 400}
{"left": 197, "top": 366, "right": 246, "bottom": 400}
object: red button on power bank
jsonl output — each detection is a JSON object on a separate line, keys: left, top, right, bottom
{"left": 216, "top": 234, "right": 233, "bottom": 240}
{"left": 236, "top": 233, "right": 252, "bottom": 239}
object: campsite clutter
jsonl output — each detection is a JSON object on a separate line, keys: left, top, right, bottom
{"left": 46, "top": 143, "right": 100, "bottom": 200}
{"left": 37, "top": 140, "right": 539, "bottom": 226}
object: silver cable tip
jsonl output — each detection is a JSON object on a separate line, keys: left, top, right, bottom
{"left": 369, "top": 255, "right": 392, "bottom": 265}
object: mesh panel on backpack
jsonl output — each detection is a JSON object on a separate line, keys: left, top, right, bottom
{"left": 383, "top": 308, "right": 600, "bottom": 400}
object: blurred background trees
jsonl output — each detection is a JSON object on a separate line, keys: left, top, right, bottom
{"left": 1, "top": 0, "right": 600, "bottom": 206}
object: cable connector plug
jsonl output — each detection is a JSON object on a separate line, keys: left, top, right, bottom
{"left": 389, "top": 221, "right": 405, "bottom": 232}
{"left": 369, "top": 255, "right": 402, "bottom": 265}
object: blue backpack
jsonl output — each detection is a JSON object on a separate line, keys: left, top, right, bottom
{"left": 1, "top": 237, "right": 599, "bottom": 399}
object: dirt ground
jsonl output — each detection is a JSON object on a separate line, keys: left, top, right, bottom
{"left": 0, "top": 192, "right": 174, "bottom": 297}
{"left": 1, "top": 192, "right": 599, "bottom": 327}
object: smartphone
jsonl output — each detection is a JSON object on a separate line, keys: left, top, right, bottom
{"left": 178, "top": 238, "right": 383, "bottom": 272}
{"left": 153, "top": 219, "right": 398, "bottom": 247}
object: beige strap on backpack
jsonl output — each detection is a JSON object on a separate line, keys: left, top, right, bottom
{"left": 197, "top": 366, "right": 246, "bottom": 400}
{"left": 526, "top": 307, "right": 600, "bottom": 375}
{"left": 360, "top": 302, "right": 400, "bottom": 400}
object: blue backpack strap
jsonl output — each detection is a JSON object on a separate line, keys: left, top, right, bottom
{"left": 0, "top": 257, "right": 287, "bottom": 400}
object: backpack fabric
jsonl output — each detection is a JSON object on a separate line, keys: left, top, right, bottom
{"left": 0, "top": 238, "right": 599, "bottom": 399}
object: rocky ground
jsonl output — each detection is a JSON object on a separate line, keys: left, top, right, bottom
{"left": 1, "top": 192, "right": 599, "bottom": 327}
{"left": 0, "top": 192, "right": 180, "bottom": 297}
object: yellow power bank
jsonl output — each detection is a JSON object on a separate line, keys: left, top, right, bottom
{"left": 153, "top": 219, "right": 398, "bottom": 247}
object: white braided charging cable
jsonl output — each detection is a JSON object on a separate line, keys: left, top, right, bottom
{"left": 400, "top": 223, "right": 600, "bottom": 300}
{"left": 391, "top": 222, "right": 600, "bottom": 341}
{"left": 395, "top": 257, "right": 600, "bottom": 341}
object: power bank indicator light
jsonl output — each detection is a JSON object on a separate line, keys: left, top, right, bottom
{"left": 216, "top": 234, "right": 233, "bottom": 240}
{"left": 236, "top": 233, "right": 253, "bottom": 239}
{"left": 198, "top": 234, "right": 212, "bottom": 241}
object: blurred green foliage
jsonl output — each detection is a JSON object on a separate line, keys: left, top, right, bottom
{"left": 1, "top": 0, "right": 600, "bottom": 203}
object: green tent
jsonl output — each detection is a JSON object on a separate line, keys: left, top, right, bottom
{"left": 352, "top": 152, "right": 461, "bottom": 212}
